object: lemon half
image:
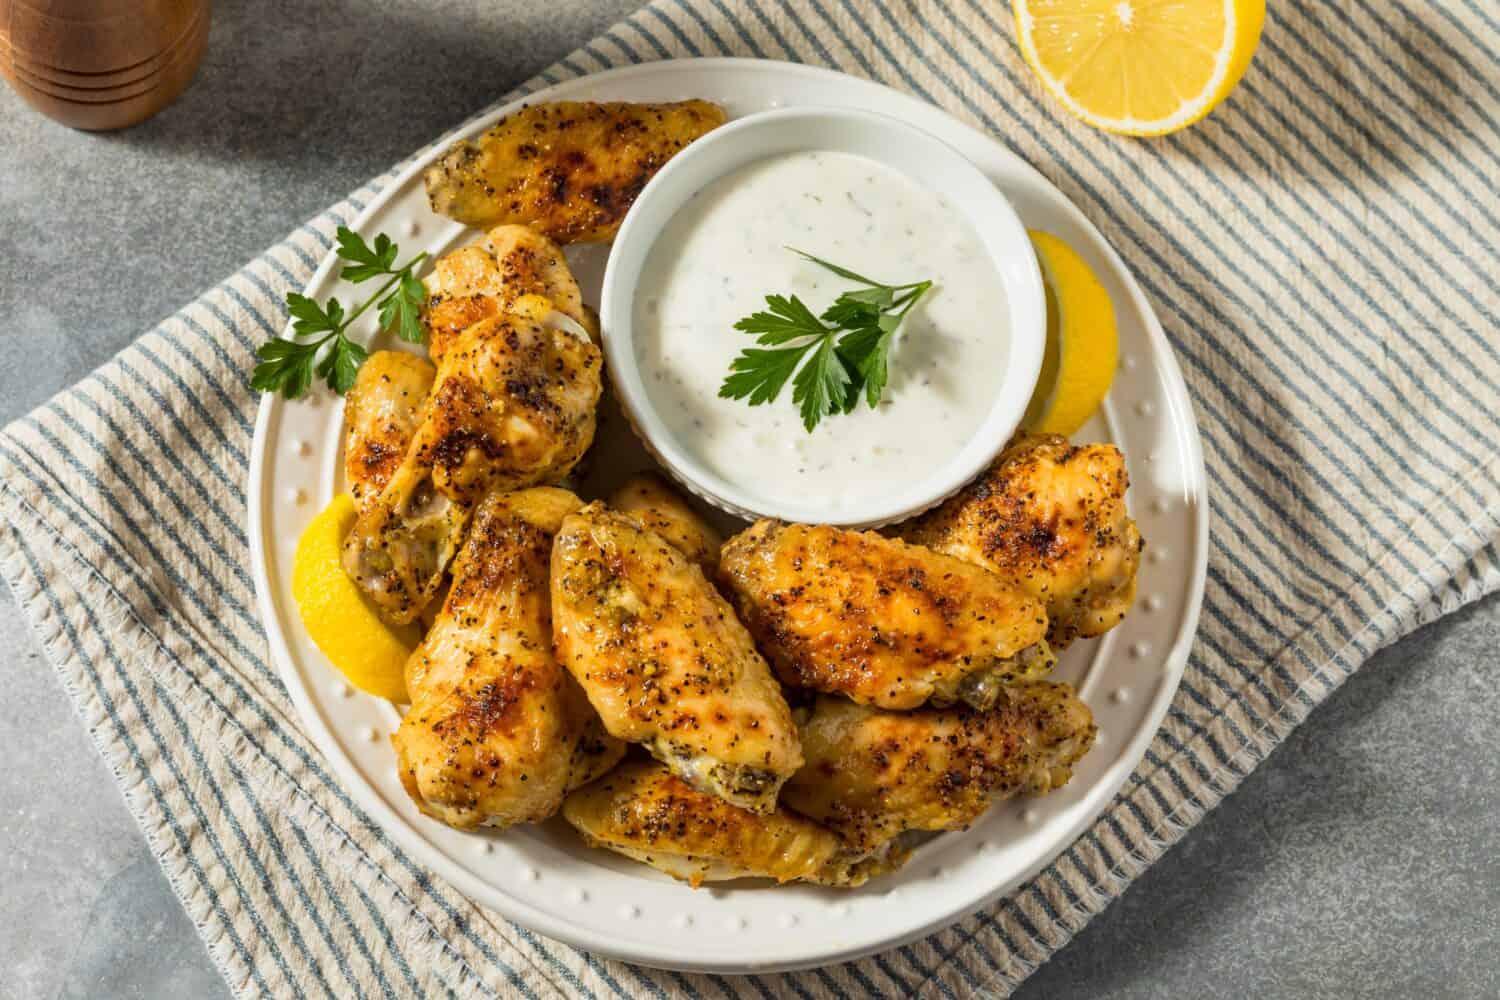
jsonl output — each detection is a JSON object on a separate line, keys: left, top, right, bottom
{"left": 1014, "top": 0, "right": 1265, "bottom": 136}
{"left": 291, "top": 494, "right": 419, "bottom": 702}
{"left": 1023, "top": 230, "right": 1118, "bottom": 436}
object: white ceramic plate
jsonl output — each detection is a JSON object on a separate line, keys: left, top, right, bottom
{"left": 248, "top": 58, "right": 1208, "bottom": 974}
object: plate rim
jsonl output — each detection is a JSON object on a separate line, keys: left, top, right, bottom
{"left": 247, "top": 55, "right": 1210, "bottom": 974}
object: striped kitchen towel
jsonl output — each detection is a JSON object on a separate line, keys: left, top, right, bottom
{"left": 2, "top": 1, "right": 1496, "bottom": 997}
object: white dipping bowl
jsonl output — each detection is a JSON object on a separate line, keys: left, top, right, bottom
{"left": 599, "top": 106, "right": 1045, "bottom": 527}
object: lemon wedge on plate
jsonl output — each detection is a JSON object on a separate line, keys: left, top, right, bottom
{"left": 1023, "top": 230, "right": 1119, "bottom": 436}
{"left": 1014, "top": 0, "right": 1265, "bottom": 136}
{"left": 291, "top": 493, "right": 420, "bottom": 702}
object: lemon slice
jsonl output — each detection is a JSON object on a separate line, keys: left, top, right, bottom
{"left": 1023, "top": 230, "right": 1118, "bottom": 436}
{"left": 292, "top": 494, "right": 420, "bottom": 702}
{"left": 1014, "top": 0, "right": 1265, "bottom": 136}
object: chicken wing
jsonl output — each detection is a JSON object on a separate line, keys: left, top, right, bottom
{"left": 550, "top": 502, "right": 801, "bottom": 813}
{"left": 562, "top": 758, "right": 904, "bottom": 888}
{"left": 343, "top": 351, "right": 436, "bottom": 516}
{"left": 781, "top": 683, "right": 1096, "bottom": 857}
{"left": 425, "top": 100, "right": 726, "bottom": 243}
{"left": 343, "top": 310, "right": 603, "bottom": 623}
{"left": 607, "top": 471, "right": 723, "bottom": 572}
{"left": 718, "top": 521, "right": 1054, "bottom": 711}
{"left": 393, "top": 488, "right": 623, "bottom": 830}
{"left": 901, "top": 434, "right": 1142, "bottom": 647}
{"left": 424, "top": 224, "right": 597, "bottom": 362}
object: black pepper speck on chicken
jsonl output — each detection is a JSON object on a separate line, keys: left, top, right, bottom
{"left": 781, "top": 682, "right": 1096, "bottom": 857}
{"left": 342, "top": 307, "right": 603, "bottom": 624}
{"left": 719, "top": 520, "right": 1055, "bottom": 711}
{"left": 425, "top": 100, "right": 726, "bottom": 243}
{"left": 423, "top": 224, "right": 597, "bottom": 363}
{"left": 607, "top": 471, "right": 723, "bottom": 573}
{"left": 901, "top": 433, "right": 1143, "bottom": 647}
{"left": 342, "top": 350, "right": 436, "bottom": 517}
{"left": 562, "top": 758, "right": 906, "bottom": 888}
{"left": 393, "top": 488, "right": 623, "bottom": 831}
{"left": 550, "top": 502, "right": 802, "bottom": 814}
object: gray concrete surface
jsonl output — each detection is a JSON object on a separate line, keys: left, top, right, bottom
{"left": 1, "top": 2, "right": 1496, "bottom": 997}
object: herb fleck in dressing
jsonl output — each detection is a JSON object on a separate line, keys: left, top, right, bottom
{"left": 634, "top": 150, "right": 1010, "bottom": 513}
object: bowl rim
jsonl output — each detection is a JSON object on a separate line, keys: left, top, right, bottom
{"left": 599, "top": 104, "right": 1047, "bottom": 528}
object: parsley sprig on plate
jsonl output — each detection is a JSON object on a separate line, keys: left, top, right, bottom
{"left": 252, "top": 227, "right": 429, "bottom": 398}
{"left": 719, "top": 249, "right": 932, "bottom": 432}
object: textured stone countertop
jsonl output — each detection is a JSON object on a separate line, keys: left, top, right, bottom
{"left": 2, "top": 3, "right": 1495, "bottom": 997}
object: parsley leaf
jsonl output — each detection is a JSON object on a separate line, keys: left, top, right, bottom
{"left": 819, "top": 294, "right": 881, "bottom": 329}
{"left": 253, "top": 230, "right": 429, "bottom": 399}
{"left": 718, "top": 249, "right": 933, "bottom": 432}
{"left": 379, "top": 272, "right": 428, "bottom": 344}
{"left": 720, "top": 346, "right": 810, "bottom": 406}
{"left": 791, "top": 334, "right": 852, "bottom": 432}
{"left": 788, "top": 249, "right": 887, "bottom": 287}
{"left": 733, "top": 294, "right": 827, "bottom": 344}
{"left": 286, "top": 292, "right": 341, "bottom": 335}
{"left": 834, "top": 324, "right": 892, "bottom": 409}
{"left": 337, "top": 228, "right": 399, "bottom": 283}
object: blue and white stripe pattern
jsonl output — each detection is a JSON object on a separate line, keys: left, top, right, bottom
{"left": 2, "top": 1, "right": 1496, "bottom": 996}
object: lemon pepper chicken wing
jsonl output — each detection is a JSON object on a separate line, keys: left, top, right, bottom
{"left": 781, "top": 683, "right": 1096, "bottom": 857}
{"left": 562, "top": 759, "right": 905, "bottom": 888}
{"left": 343, "top": 350, "right": 436, "bottom": 515}
{"left": 901, "top": 433, "right": 1143, "bottom": 647}
{"left": 393, "top": 488, "right": 622, "bottom": 830}
{"left": 343, "top": 311, "right": 603, "bottom": 623}
{"left": 550, "top": 503, "right": 802, "bottom": 813}
{"left": 425, "top": 100, "right": 726, "bottom": 243}
{"left": 718, "top": 521, "right": 1055, "bottom": 711}
{"left": 423, "top": 224, "right": 597, "bottom": 362}
{"left": 607, "top": 471, "right": 723, "bottom": 572}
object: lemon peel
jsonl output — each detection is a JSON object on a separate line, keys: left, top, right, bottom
{"left": 1023, "top": 230, "right": 1119, "bottom": 437}
{"left": 292, "top": 493, "right": 419, "bottom": 702}
{"left": 1014, "top": 0, "right": 1265, "bottom": 136}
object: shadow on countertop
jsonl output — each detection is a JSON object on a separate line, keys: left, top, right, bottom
{"left": 107, "top": 0, "right": 647, "bottom": 169}
{"left": 0, "top": 0, "right": 644, "bottom": 428}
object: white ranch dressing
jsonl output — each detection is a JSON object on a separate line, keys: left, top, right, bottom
{"left": 633, "top": 150, "right": 1010, "bottom": 514}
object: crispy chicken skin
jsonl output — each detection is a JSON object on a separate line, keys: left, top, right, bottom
{"left": 343, "top": 351, "right": 436, "bottom": 516}
{"left": 423, "top": 224, "right": 597, "bottom": 362}
{"left": 607, "top": 471, "right": 723, "bottom": 572}
{"left": 393, "top": 489, "right": 623, "bottom": 831}
{"left": 781, "top": 683, "right": 1096, "bottom": 857}
{"left": 562, "top": 758, "right": 905, "bottom": 888}
{"left": 425, "top": 100, "right": 726, "bottom": 243}
{"left": 343, "top": 311, "right": 603, "bottom": 623}
{"left": 901, "top": 434, "right": 1142, "bottom": 647}
{"left": 550, "top": 503, "right": 802, "bottom": 813}
{"left": 718, "top": 521, "right": 1055, "bottom": 711}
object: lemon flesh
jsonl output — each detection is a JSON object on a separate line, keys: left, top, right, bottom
{"left": 291, "top": 494, "right": 420, "bottom": 702}
{"left": 1023, "top": 230, "right": 1119, "bottom": 437}
{"left": 1014, "top": 0, "right": 1265, "bottom": 135}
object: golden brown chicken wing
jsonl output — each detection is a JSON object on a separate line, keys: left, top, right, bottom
{"left": 343, "top": 351, "right": 436, "bottom": 516}
{"left": 393, "top": 488, "right": 623, "bottom": 830}
{"left": 343, "top": 310, "right": 603, "bottom": 623}
{"left": 425, "top": 100, "right": 726, "bottom": 243}
{"left": 423, "top": 224, "right": 597, "bottom": 362}
{"left": 563, "top": 758, "right": 906, "bottom": 888}
{"left": 781, "top": 683, "right": 1096, "bottom": 857}
{"left": 901, "top": 434, "right": 1143, "bottom": 647}
{"left": 550, "top": 503, "right": 801, "bottom": 813}
{"left": 718, "top": 521, "right": 1054, "bottom": 711}
{"left": 607, "top": 471, "right": 723, "bottom": 572}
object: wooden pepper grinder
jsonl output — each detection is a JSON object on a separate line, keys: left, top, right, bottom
{"left": 0, "top": 0, "right": 210, "bottom": 131}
